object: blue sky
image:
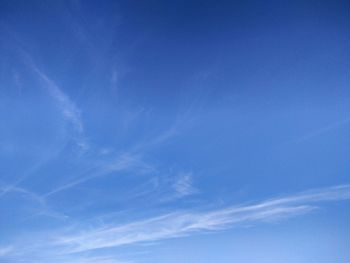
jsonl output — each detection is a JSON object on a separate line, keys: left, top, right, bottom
{"left": 1, "top": 0, "right": 350, "bottom": 262}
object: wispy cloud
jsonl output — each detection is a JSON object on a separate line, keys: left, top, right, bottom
{"left": 43, "top": 104, "right": 195, "bottom": 198}
{"left": 0, "top": 185, "right": 68, "bottom": 221}
{"left": 0, "top": 50, "right": 85, "bottom": 195}
{"left": 0, "top": 246, "right": 13, "bottom": 257}
{"left": 42, "top": 114, "right": 185, "bottom": 197}
{"left": 0, "top": 185, "right": 44, "bottom": 203}
{"left": 53, "top": 208, "right": 309, "bottom": 253}
{"left": 44, "top": 152, "right": 153, "bottom": 197}
{"left": 2, "top": 184, "right": 350, "bottom": 262}
{"left": 172, "top": 172, "right": 197, "bottom": 198}
{"left": 51, "top": 184, "right": 350, "bottom": 253}
{"left": 31, "top": 64, "right": 84, "bottom": 136}
{"left": 18, "top": 49, "right": 87, "bottom": 151}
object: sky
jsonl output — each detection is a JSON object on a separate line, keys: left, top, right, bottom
{"left": 1, "top": 0, "right": 350, "bottom": 262}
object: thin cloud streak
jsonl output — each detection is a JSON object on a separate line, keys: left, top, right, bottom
{"left": 0, "top": 185, "right": 68, "bottom": 221}
{"left": 0, "top": 49, "right": 90, "bottom": 196}
{"left": 57, "top": 206, "right": 311, "bottom": 253}
{"left": 42, "top": 114, "right": 184, "bottom": 198}
{"left": 44, "top": 153, "right": 153, "bottom": 197}
{"left": 18, "top": 49, "right": 87, "bottom": 151}
{"left": 31, "top": 64, "right": 84, "bottom": 135}
{"left": 43, "top": 107, "right": 192, "bottom": 197}
{"left": 53, "top": 184, "right": 350, "bottom": 253}
{"left": 2, "top": 184, "right": 350, "bottom": 262}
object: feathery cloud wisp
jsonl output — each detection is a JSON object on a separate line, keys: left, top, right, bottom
{"left": 172, "top": 172, "right": 197, "bottom": 197}
{"left": 44, "top": 153, "right": 152, "bottom": 197}
{"left": 2, "top": 184, "right": 350, "bottom": 263}
{"left": 31, "top": 65, "right": 84, "bottom": 135}
{"left": 18, "top": 50, "right": 87, "bottom": 151}
{"left": 0, "top": 185, "right": 68, "bottom": 221}
{"left": 52, "top": 184, "right": 350, "bottom": 253}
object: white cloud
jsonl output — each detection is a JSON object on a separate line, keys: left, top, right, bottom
{"left": 52, "top": 184, "right": 350, "bottom": 253}
{"left": 3, "top": 184, "right": 350, "bottom": 262}
{"left": 54, "top": 207, "right": 310, "bottom": 253}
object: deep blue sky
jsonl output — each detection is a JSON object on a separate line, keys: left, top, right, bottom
{"left": 1, "top": 1, "right": 350, "bottom": 262}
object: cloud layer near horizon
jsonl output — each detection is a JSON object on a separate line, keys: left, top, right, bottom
{"left": 1, "top": 184, "right": 349, "bottom": 263}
